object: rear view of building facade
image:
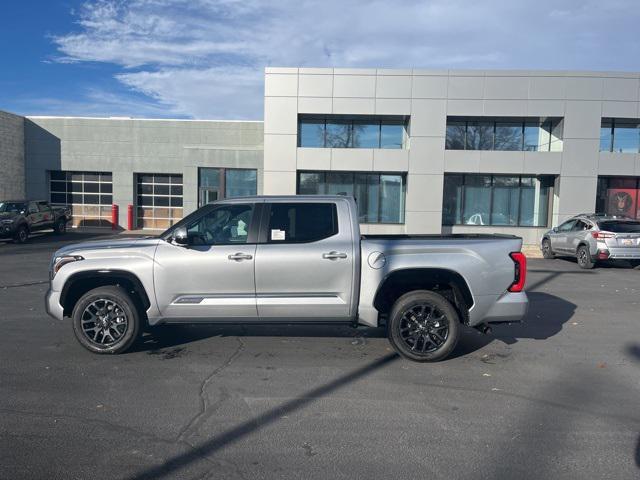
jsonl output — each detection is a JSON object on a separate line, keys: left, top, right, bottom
{"left": 2, "top": 67, "right": 640, "bottom": 244}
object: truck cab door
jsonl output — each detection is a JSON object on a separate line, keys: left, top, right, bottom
{"left": 153, "top": 203, "right": 260, "bottom": 320}
{"left": 254, "top": 201, "right": 355, "bottom": 320}
{"left": 26, "top": 202, "right": 42, "bottom": 231}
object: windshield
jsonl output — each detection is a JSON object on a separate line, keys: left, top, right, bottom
{"left": 598, "top": 221, "right": 640, "bottom": 233}
{"left": 0, "top": 202, "right": 26, "bottom": 213}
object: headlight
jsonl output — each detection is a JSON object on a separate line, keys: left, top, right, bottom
{"left": 1, "top": 219, "right": 13, "bottom": 225}
{"left": 51, "top": 255, "right": 84, "bottom": 279}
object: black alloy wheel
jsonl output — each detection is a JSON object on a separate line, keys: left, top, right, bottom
{"left": 387, "top": 290, "right": 460, "bottom": 362}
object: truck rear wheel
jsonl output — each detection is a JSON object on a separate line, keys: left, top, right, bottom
{"left": 72, "top": 286, "right": 141, "bottom": 354}
{"left": 387, "top": 290, "right": 460, "bottom": 362}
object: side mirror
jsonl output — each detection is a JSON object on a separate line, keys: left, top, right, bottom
{"left": 172, "top": 227, "right": 189, "bottom": 246}
{"left": 552, "top": 227, "right": 558, "bottom": 233}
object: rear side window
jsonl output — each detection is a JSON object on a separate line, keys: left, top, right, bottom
{"left": 267, "top": 203, "right": 338, "bottom": 243}
{"left": 597, "top": 221, "right": 640, "bottom": 233}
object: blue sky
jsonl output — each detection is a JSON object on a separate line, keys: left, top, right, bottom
{"left": 1, "top": 0, "right": 640, "bottom": 120}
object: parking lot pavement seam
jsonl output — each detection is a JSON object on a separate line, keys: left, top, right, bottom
{"left": 176, "top": 337, "right": 246, "bottom": 443}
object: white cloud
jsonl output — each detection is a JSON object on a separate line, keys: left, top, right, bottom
{"left": 52, "top": 0, "right": 640, "bottom": 119}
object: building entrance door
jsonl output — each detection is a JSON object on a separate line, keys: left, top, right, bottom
{"left": 199, "top": 187, "right": 219, "bottom": 207}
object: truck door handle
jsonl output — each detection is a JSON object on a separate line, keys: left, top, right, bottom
{"left": 322, "top": 251, "right": 347, "bottom": 260}
{"left": 228, "top": 253, "right": 253, "bottom": 261}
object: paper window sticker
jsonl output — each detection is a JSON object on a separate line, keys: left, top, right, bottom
{"left": 271, "top": 229, "right": 286, "bottom": 241}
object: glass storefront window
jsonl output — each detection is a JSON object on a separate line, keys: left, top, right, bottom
{"left": 524, "top": 121, "right": 551, "bottom": 152}
{"left": 325, "top": 120, "right": 352, "bottom": 148}
{"left": 297, "top": 171, "right": 406, "bottom": 224}
{"left": 380, "top": 123, "right": 404, "bottom": 149}
{"left": 443, "top": 174, "right": 553, "bottom": 227}
{"left": 225, "top": 169, "right": 257, "bottom": 198}
{"left": 299, "top": 115, "right": 407, "bottom": 149}
{"left": 494, "top": 123, "right": 523, "bottom": 151}
{"left": 466, "top": 122, "right": 493, "bottom": 150}
{"left": 352, "top": 122, "right": 380, "bottom": 148}
{"left": 446, "top": 117, "right": 562, "bottom": 151}
{"left": 596, "top": 176, "right": 640, "bottom": 219}
{"left": 445, "top": 122, "right": 466, "bottom": 150}
{"left": 600, "top": 119, "right": 640, "bottom": 153}
{"left": 198, "top": 168, "right": 257, "bottom": 207}
{"left": 612, "top": 123, "right": 640, "bottom": 153}
{"left": 299, "top": 119, "right": 325, "bottom": 148}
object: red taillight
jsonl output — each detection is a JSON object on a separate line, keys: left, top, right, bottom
{"left": 591, "top": 231, "right": 614, "bottom": 239}
{"left": 508, "top": 252, "right": 527, "bottom": 293}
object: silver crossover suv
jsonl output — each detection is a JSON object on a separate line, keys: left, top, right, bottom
{"left": 541, "top": 214, "right": 640, "bottom": 269}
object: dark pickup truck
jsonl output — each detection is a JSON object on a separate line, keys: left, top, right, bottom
{"left": 0, "top": 200, "right": 71, "bottom": 243}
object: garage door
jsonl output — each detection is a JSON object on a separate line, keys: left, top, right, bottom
{"left": 136, "top": 173, "right": 183, "bottom": 229}
{"left": 49, "top": 171, "right": 113, "bottom": 228}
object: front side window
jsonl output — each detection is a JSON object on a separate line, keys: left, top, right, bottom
{"left": 187, "top": 204, "right": 253, "bottom": 245}
{"left": 267, "top": 203, "right": 338, "bottom": 243}
{"left": 0, "top": 202, "right": 26, "bottom": 213}
{"left": 442, "top": 174, "right": 553, "bottom": 227}
{"left": 557, "top": 220, "right": 576, "bottom": 232}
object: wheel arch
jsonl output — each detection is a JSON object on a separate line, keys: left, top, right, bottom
{"left": 373, "top": 267, "right": 473, "bottom": 324}
{"left": 60, "top": 270, "right": 151, "bottom": 318}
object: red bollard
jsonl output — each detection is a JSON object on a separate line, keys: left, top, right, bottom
{"left": 127, "top": 204, "right": 134, "bottom": 230}
{"left": 111, "top": 204, "right": 119, "bottom": 230}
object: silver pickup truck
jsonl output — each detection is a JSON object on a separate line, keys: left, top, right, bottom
{"left": 46, "top": 195, "right": 528, "bottom": 362}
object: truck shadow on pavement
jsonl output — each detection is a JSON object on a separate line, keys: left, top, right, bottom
{"left": 133, "top": 291, "right": 576, "bottom": 363}
{"left": 450, "top": 291, "right": 576, "bottom": 359}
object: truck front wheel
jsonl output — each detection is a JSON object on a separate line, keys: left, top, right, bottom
{"left": 54, "top": 217, "right": 67, "bottom": 234}
{"left": 387, "top": 290, "right": 460, "bottom": 362}
{"left": 71, "top": 286, "right": 141, "bottom": 354}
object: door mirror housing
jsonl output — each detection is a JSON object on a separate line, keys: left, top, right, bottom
{"left": 172, "top": 227, "right": 189, "bottom": 246}
{"left": 552, "top": 227, "right": 558, "bottom": 233}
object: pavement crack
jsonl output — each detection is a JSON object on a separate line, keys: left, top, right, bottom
{"left": 176, "top": 337, "right": 245, "bottom": 442}
{"left": 1, "top": 280, "right": 49, "bottom": 289}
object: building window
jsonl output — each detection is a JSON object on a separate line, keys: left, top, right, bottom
{"left": 298, "top": 115, "right": 407, "bottom": 149}
{"left": 49, "top": 171, "right": 113, "bottom": 228}
{"left": 297, "top": 171, "right": 406, "bottom": 224}
{"left": 600, "top": 119, "right": 640, "bottom": 153}
{"left": 596, "top": 177, "right": 640, "bottom": 219}
{"left": 442, "top": 174, "right": 553, "bottom": 227}
{"left": 198, "top": 168, "right": 257, "bottom": 207}
{"left": 445, "top": 117, "right": 562, "bottom": 152}
{"left": 136, "top": 173, "right": 183, "bottom": 229}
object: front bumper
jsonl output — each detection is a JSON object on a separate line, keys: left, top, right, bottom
{"left": 481, "top": 291, "right": 529, "bottom": 324}
{"left": 45, "top": 288, "right": 65, "bottom": 320}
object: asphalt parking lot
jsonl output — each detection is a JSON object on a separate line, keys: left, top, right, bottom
{"left": 1, "top": 232, "right": 639, "bottom": 479}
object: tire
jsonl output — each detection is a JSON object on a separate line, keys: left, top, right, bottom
{"left": 387, "top": 290, "right": 460, "bottom": 362}
{"left": 541, "top": 238, "right": 555, "bottom": 259}
{"left": 13, "top": 225, "right": 28, "bottom": 244}
{"left": 72, "top": 286, "right": 141, "bottom": 354}
{"left": 577, "top": 245, "right": 595, "bottom": 269}
{"left": 54, "top": 217, "right": 67, "bottom": 234}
